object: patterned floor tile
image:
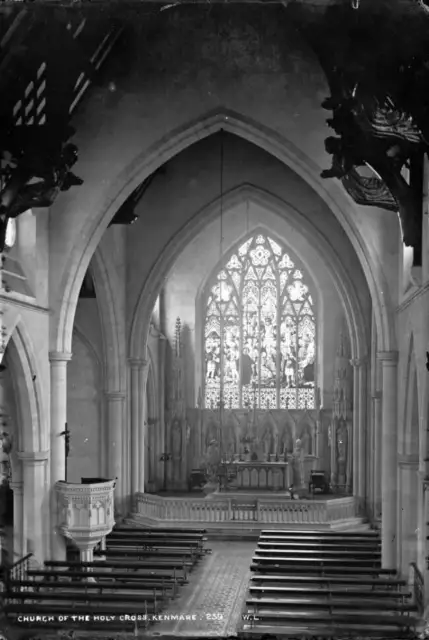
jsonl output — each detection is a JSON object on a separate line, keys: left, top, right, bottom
{"left": 144, "top": 541, "right": 255, "bottom": 637}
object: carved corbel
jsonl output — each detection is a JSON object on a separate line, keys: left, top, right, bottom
{"left": 0, "top": 137, "right": 83, "bottom": 252}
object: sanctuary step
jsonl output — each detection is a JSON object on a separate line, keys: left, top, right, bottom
{"left": 239, "top": 529, "right": 420, "bottom": 638}
{"left": 0, "top": 526, "right": 211, "bottom": 633}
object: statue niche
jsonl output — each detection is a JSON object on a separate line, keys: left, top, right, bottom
{"left": 335, "top": 419, "right": 348, "bottom": 489}
{"left": 258, "top": 413, "right": 281, "bottom": 461}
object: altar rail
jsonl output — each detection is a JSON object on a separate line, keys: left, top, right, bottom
{"left": 134, "top": 493, "right": 357, "bottom": 526}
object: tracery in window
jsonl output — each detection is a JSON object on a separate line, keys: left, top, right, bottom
{"left": 204, "top": 233, "right": 316, "bottom": 410}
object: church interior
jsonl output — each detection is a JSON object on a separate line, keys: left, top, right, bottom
{"left": 1, "top": 0, "right": 429, "bottom": 638}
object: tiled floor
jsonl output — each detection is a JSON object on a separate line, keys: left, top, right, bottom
{"left": 145, "top": 540, "right": 255, "bottom": 638}
{"left": 5, "top": 541, "right": 255, "bottom": 640}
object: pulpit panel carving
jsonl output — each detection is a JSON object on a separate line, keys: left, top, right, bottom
{"left": 55, "top": 480, "right": 116, "bottom": 558}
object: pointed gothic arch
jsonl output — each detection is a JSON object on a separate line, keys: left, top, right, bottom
{"left": 5, "top": 319, "right": 47, "bottom": 453}
{"left": 52, "top": 109, "right": 394, "bottom": 363}
{"left": 130, "top": 185, "right": 367, "bottom": 402}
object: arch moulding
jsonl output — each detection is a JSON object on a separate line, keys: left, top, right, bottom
{"left": 91, "top": 246, "right": 126, "bottom": 393}
{"left": 6, "top": 317, "right": 47, "bottom": 454}
{"left": 129, "top": 184, "right": 368, "bottom": 368}
{"left": 54, "top": 109, "right": 395, "bottom": 357}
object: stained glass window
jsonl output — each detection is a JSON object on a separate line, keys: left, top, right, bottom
{"left": 204, "top": 234, "right": 316, "bottom": 410}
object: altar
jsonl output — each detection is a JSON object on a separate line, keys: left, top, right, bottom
{"left": 219, "top": 461, "right": 291, "bottom": 491}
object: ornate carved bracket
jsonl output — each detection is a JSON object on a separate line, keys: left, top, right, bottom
{"left": 321, "top": 93, "right": 425, "bottom": 264}
{"left": 0, "top": 131, "right": 83, "bottom": 252}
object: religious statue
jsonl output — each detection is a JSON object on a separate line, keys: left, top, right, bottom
{"left": 293, "top": 438, "right": 305, "bottom": 488}
{"left": 336, "top": 422, "right": 348, "bottom": 487}
{"left": 204, "top": 438, "right": 221, "bottom": 482}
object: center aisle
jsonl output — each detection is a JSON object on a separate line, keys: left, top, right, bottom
{"left": 145, "top": 541, "right": 255, "bottom": 637}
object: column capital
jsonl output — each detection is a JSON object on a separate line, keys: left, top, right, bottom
{"left": 9, "top": 480, "right": 23, "bottom": 493}
{"left": 377, "top": 350, "right": 399, "bottom": 364}
{"left": 105, "top": 391, "right": 126, "bottom": 401}
{"left": 371, "top": 391, "right": 382, "bottom": 400}
{"left": 17, "top": 450, "right": 49, "bottom": 464}
{"left": 49, "top": 351, "right": 72, "bottom": 363}
{"left": 128, "top": 358, "right": 149, "bottom": 371}
{"left": 349, "top": 356, "right": 367, "bottom": 368}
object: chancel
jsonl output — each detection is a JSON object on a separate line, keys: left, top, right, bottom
{"left": 0, "top": 1, "right": 429, "bottom": 638}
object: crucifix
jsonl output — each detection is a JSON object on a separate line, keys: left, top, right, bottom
{"left": 60, "top": 423, "right": 70, "bottom": 482}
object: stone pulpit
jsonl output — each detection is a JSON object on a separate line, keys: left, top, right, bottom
{"left": 56, "top": 479, "right": 115, "bottom": 576}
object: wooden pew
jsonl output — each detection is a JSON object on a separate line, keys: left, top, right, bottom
{"left": 251, "top": 556, "right": 382, "bottom": 568}
{"left": 107, "top": 536, "right": 206, "bottom": 551}
{"left": 245, "top": 596, "right": 417, "bottom": 614}
{"left": 106, "top": 537, "right": 202, "bottom": 553}
{"left": 258, "top": 536, "right": 381, "bottom": 546}
{"left": 249, "top": 585, "right": 411, "bottom": 600}
{"left": 93, "top": 549, "right": 194, "bottom": 569}
{"left": 3, "top": 602, "right": 161, "bottom": 620}
{"left": 240, "top": 609, "right": 418, "bottom": 632}
{"left": 250, "top": 563, "right": 392, "bottom": 575}
{"left": 254, "top": 548, "right": 381, "bottom": 560}
{"left": 109, "top": 531, "right": 206, "bottom": 540}
{"left": 27, "top": 569, "right": 188, "bottom": 583}
{"left": 114, "top": 527, "right": 207, "bottom": 534}
{"left": 257, "top": 540, "right": 381, "bottom": 550}
{"left": 250, "top": 574, "right": 405, "bottom": 589}
{"left": 3, "top": 590, "right": 163, "bottom": 606}
{"left": 7, "top": 579, "right": 173, "bottom": 597}
{"left": 94, "top": 547, "right": 197, "bottom": 560}
{"left": 260, "top": 529, "right": 379, "bottom": 538}
{"left": 44, "top": 558, "right": 190, "bottom": 574}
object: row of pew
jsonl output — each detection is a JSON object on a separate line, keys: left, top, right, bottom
{"left": 1, "top": 526, "right": 210, "bottom": 631}
{"left": 240, "top": 529, "right": 420, "bottom": 638}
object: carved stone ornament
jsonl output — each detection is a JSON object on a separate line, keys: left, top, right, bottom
{"left": 55, "top": 479, "right": 116, "bottom": 555}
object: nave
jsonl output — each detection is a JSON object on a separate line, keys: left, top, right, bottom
{"left": 2, "top": 1, "right": 429, "bottom": 638}
{"left": 0, "top": 525, "right": 423, "bottom": 639}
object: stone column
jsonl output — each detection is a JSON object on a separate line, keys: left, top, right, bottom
{"left": 350, "top": 358, "right": 366, "bottom": 509}
{"left": 9, "top": 480, "right": 23, "bottom": 559}
{"left": 351, "top": 362, "right": 359, "bottom": 497}
{"left": 19, "top": 450, "right": 49, "bottom": 563}
{"left": 330, "top": 422, "right": 337, "bottom": 488}
{"left": 158, "top": 336, "right": 167, "bottom": 489}
{"left": 315, "top": 418, "right": 321, "bottom": 470}
{"left": 372, "top": 391, "right": 382, "bottom": 519}
{"left": 129, "top": 359, "right": 143, "bottom": 497}
{"left": 139, "top": 361, "right": 150, "bottom": 493}
{"left": 105, "top": 392, "right": 125, "bottom": 512}
{"left": 346, "top": 421, "right": 353, "bottom": 494}
{"left": 379, "top": 351, "right": 399, "bottom": 569}
{"left": 397, "top": 457, "right": 419, "bottom": 576}
{"left": 49, "top": 351, "right": 71, "bottom": 560}
{"left": 357, "top": 360, "right": 367, "bottom": 501}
